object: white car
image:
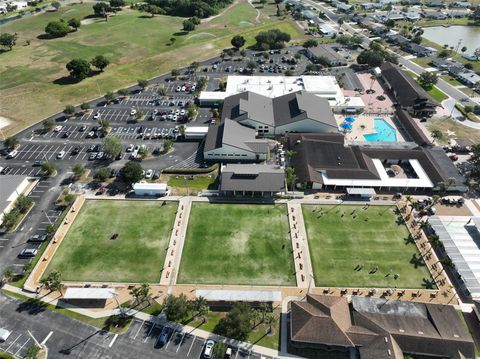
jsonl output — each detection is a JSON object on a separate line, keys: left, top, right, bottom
{"left": 126, "top": 144, "right": 134, "bottom": 152}
{"left": 191, "top": 85, "right": 196, "bottom": 92}
{"left": 0, "top": 328, "right": 11, "bottom": 342}
{"left": 212, "top": 64, "right": 217, "bottom": 69}
{"left": 93, "top": 112, "right": 101, "bottom": 120}
{"left": 175, "top": 109, "right": 180, "bottom": 115}
{"left": 181, "top": 86, "right": 186, "bottom": 92}
{"left": 203, "top": 340, "right": 215, "bottom": 359}
{"left": 54, "top": 125, "right": 63, "bottom": 132}
{"left": 130, "top": 109, "right": 137, "bottom": 116}
{"left": 145, "top": 169, "right": 153, "bottom": 179}
{"left": 176, "top": 86, "right": 181, "bottom": 92}
{"left": 172, "top": 115, "right": 178, "bottom": 122}
{"left": 6, "top": 150, "right": 18, "bottom": 159}
{"left": 153, "top": 109, "right": 158, "bottom": 116}
{"left": 56, "top": 150, "right": 66, "bottom": 159}
{"left": 180, "top": 109, "right": 186, "bottom": 116}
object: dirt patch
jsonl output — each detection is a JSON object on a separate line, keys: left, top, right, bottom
{"left": 0, "top": 116, "right": 12, "bottom": 130}
{"left": 80, "top": 18, "right": 100, "bottom": 25}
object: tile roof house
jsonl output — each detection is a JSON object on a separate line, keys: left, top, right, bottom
{"left": 219, "top": 164, "right": 285, "bottom": 196}
{"left": 221, "top": 91, "right": 338, "bottom": 136}
{"left": 380, "top": 62, "right": 437, "bottom": 118}
{"left": 290, "top": 295, "right": 475, "bottom": 359}
{"left": 203, "top": 118, "right": 269, "bottom": 163}
{"left": 304, "top": 44, "right": 348, "bottom": 66}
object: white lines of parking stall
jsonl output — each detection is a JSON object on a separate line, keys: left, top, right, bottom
{"left": 5, "top": 166, "right": 43, "bottom": 177}
{"left": 14, "top": 144, "right": 90, "bottom": 162}
{"left": 0, "top": 332, "right": 32, "bottom": 358}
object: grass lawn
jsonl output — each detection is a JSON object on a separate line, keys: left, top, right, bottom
{"left": 427, "top": 117, "right": 480, "bottom": 144}
{"left": 427, "top": 86, "right": 448, "bottom": 102}
{"left": 303, "top": 205, "right": 433, "bottom": 289}
{"left": 178, "top": 203, "right": 295, "bottom": 286}
{"left": 2, "top": 289, "right": 132, "bottom": 333}
{"left": 44, "top": 200, "right": 177, "bottom": 283}
{"left": 188, "top": 310, "right": 280, "bottom": 350}
{"left": 167, "top": 174, "right": 218, "bottom": 190}
{"left": 0, "top": 0, "right": 306, "bottom": 135}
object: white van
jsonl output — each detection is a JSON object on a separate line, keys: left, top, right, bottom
{"left": 57, "top": 150, "right": 66, "bottom": 159}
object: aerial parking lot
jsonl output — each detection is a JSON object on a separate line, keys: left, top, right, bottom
{"left": 44, "top": 200, "right": 178, "bottom": 283}
{"left": 303, "top": 205, "right": 434, "bottom": 289}
{"left": 178, "top": 203, "right": 296, "bottom": 286}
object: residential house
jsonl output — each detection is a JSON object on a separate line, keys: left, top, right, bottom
{"left": 457, "top": 71, "right": 480, "bottom": 87}
{"left": 305, "top": 44, "right": 348, "bottom": 66}
{"left": 404, "top": 0, "right": 421, "bottom": 5}
{"left": 290, "top": 295, "right": 475, "bottom": 359}
{"left": 301, "top": 9, "right": 317, "bottom": 20}
{"left": 386, "top": 34, "right": 410, "bottom": 46}
{"left": 426, "top": 0, "right": 444, "bottom": 7}
{"left": 448, "top": 9, "right": 470, "bottom": 17}
{"left": 405, "top": 11, "right": 421, "bottom": 21}
{"left": 318, "top": 23, "right": 337, "bottom": 38}
{"left": 379, "top": 0, "right": 398, "bottom": 5}
{"left": 221, "top": 91, "right": 339, "bottom": 136}
{"left": 360, "top": 2, "right": 382, "bottom": 10}
{"left": 219, "top": 164, "right": 285, "bottom": 196}
{"left": 450, "top": 1, "right": 471, "bottom": 8}
{"left": 422, "top": 9, "right": 448, "bottom": 19}
{"left": 331, "top": 1, "right": 353, "bottom": 12}
{"left": 380, "top": 62, "right": 438, "bottom": 118}
{"left": 203, "top": 118, "right": 269, "bottom": 162}
{"left": 431, "top": 57, "right": 465, "bottom": 75}
{"left": 407, "top": 43, "right": 437, "bottom": 57}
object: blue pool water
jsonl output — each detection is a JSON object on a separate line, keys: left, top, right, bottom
{"left": 363, "top": 119, "right": 397, "bottom": 142}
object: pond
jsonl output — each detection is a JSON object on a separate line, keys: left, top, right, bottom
{"left": 422, "top": 25, "right": 480, "bottom": 52}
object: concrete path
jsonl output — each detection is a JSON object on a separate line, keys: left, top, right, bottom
{"left": 160, "top": 197, "right": 192, "bottom": 286}
{"left": 286, "top": 203, "right": 314, "bottom": 289}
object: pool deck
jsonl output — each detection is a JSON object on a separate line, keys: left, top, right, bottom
{"left": 335, "top": 114, "right": 406, "bottom": 143}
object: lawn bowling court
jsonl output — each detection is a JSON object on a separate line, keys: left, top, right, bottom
{"left": 43, "top": 200, "right": 177, "bottom": 283}
{"left": 302, "top": 204, "right": 434, "bottom": 289}
{"left": 177, "top": 203, "right": 296, "bottom": 286}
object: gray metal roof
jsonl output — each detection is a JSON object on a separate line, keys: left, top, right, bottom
{"left": 429, "top": 216, "right": 480, "bottom": 298}
{"left": 204, "top": 119, "right": 269, "bottom": 154}
{"left": 0, "top": 175, "right": 28, "bottom": 215}
{"left": 220, "top": 164, "right": 285, "bottom": 192}
{"left": 224, "top": 91, "right": 337, "bottom": 129}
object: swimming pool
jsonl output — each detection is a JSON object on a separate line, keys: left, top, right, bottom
{"left": 363, "top": 118, "right": 397, "bottom": 142}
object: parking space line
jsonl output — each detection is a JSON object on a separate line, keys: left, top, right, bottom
{"left": 133, "top": 321, "right": 144, "bottom": 340}
{"left": 108, "top": 334, "right": 118, "bottom": 348}
{"left": 176, "top": 332, "right": 186, "bottom": 353}
{"left": 6, "top": 334, "right": 22, "bottom": 352}
{"left": 187, "top": 336, "right": 196, "bottom": 357}
{"left": 164, "top": 330, "right": 175, "bottom": 349}
{"left": 15, "top": 338, "right": 30, "bottom": 356}
{"left": 143, "top": 323, "right": 155, "bottom": 343}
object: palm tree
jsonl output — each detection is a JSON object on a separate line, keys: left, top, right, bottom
{"left": 259, "top": 302, "right": 269, "bottom": 323}
{"left": 251, "top": 309, "right": 261, "bottom": 329}
{"left": 194, "top": 296, "right": 207, "bottom": 314}
{"left": 129, "top": 286, "right": 142, "bottom": 305}
{"left": 438, "top": 178, "right": 456, "bottom": 193}
{"left": 98, "top": 118, "right": 110, "bottom": 133}
{"left": 441, "top": 256, "right": 455, "bottom": 269}
{"left": 198, "top": 303, "right": 209, "bottom": 323}
{"left": 266, "top": 313, "right": 278, "bottom": 334}
{"left": 419, "top": 220, "right": 429, "bottom": 231}
{"left": 428, "top": 234, "right": 441, "bottom": 249}
{"left": 1, "top": 268, "right": 14, "bottom": 284}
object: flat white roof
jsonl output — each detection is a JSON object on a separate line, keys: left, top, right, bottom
{"left": 321, "top": 159, "right": 434, "bottom": 188}
{"left": 347, "top": 187, "right": 376, "bottom": 195}
{"left": 429, "top": 216, "right": 480, "bottom": 298}
{"left": 198, "top": 91, "right": 229, "bottom": 101}
{"left": 196, "top": 289, "right": 282, "bottom": 302}
{"left": 64, "top": 288, "right": 117, "bottom": 300}
{"left": 133, "top": 182, "right": 167, "bottom": 191}
{"left": 185, "top": 126, "right": 209, "bottom": 133}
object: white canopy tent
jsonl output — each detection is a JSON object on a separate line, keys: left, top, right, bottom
{"left": 63, "top": 288, "right": 117, "bottom": 300}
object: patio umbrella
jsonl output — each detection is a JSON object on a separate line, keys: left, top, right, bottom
{"left": 345, "top": 117, "right": 356, "bottom": 123}
{"left": 340, "top": 122, "right": 352, "bottom": 130}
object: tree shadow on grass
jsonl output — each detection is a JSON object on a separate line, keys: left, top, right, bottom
{"left": 404, "top": 234, "right": 415, "bottom": 245}
{"left": 16, "top": 298, "right": 47, "bottom": 316}
{"left": 410, "top": 253, "right": 426, "bottom": 268}
{"left": 173, "top": 31, "right": 188, "bottom": 36}
{"left": 53, "top": 76, "right": 81, "bottom": 85}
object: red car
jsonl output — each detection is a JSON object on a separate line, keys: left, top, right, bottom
{"left": 96, "top": 185, "right": 106, "bottom": 195}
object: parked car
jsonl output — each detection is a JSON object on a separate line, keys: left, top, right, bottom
{"left": 97, "top": 152, "right": 104, "bottom": 160}
{"left": 145, "top": 169, "right": 153, "bottom": 179}
{"left": 97, "top": 185, "right": 106, "bottom": 195}
{"left": 0, "top": 328, "right": 12, "bottom": 342}
{"left": 203, "top": 340, "right": 215, "bottom": 359}
{"left": 130, "top": 108, "right": 137, "bottom": 116}
{"left": 79, "top": 125, "right": 87, "bottom": 132}
{"left": 89, "top": 152, "right": 97, "bottom": 161}
{"left": 93, "top": 112, "right": 101, "bottom": 120}
{"left": 71, "top": 146, "right": 81, "bottom": 155}
{"left": 18, "top": 248, "right": 38, "bottom": 258}
{"left": 56, "top": 150, "right": 66, "bottom": 159}
{"left": 54, "top": 125, "right": 63, "bottom": 132}
{"left": 6, "top": 150, "right": 18, "bottom": 159}
{"left": 126, "top": 144, "right": 134, "bottom": 152}
{"left": 28, "top": 234, "right": 48, "bottom": 242}
{"left": 155, "top": 328, "right": 170, "bottom": 348}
